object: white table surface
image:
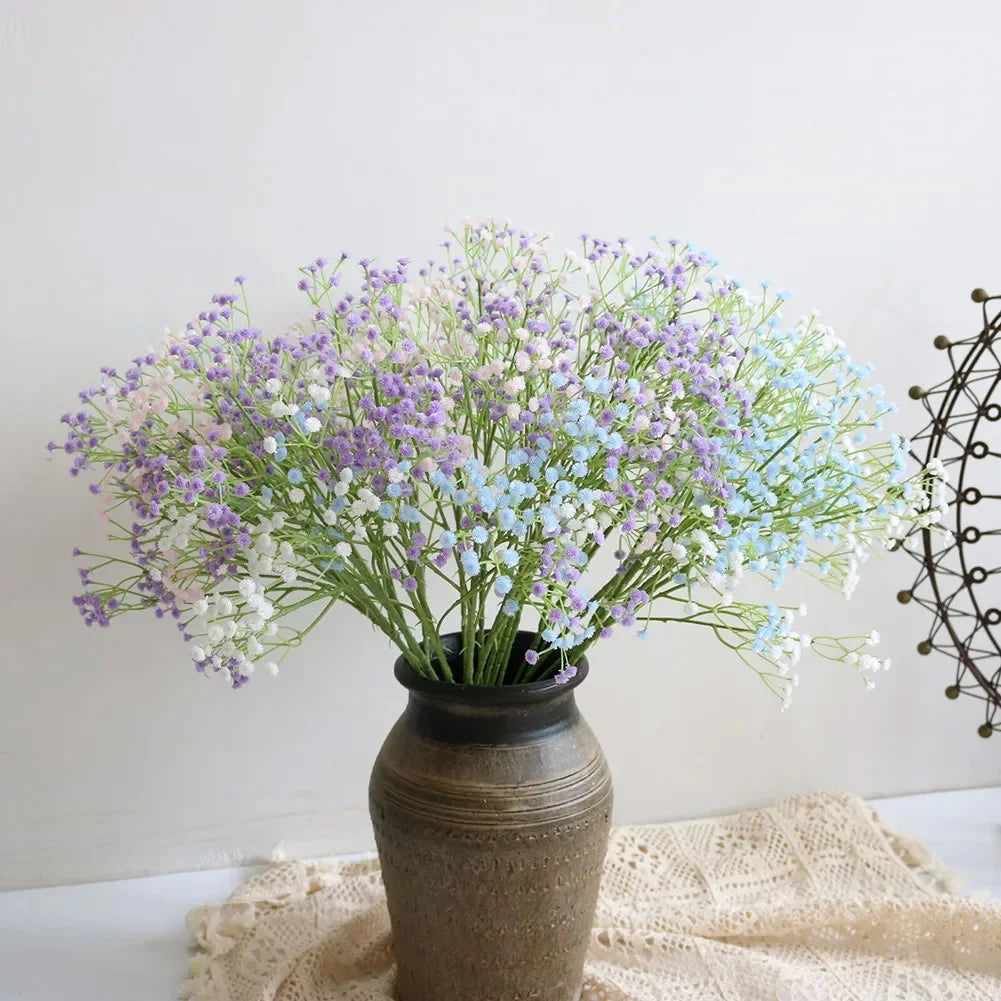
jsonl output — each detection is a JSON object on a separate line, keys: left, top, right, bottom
{"left": 1, "top": 788, "right": 998, "bottom": 1001}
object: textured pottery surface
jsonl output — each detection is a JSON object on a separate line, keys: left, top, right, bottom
{"left": 369, "top": 637, "right": 613, "bottom": 1001}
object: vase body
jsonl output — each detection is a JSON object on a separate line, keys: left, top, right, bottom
{"left": 369, "top": 634, "right": 613, "bottom": 1001}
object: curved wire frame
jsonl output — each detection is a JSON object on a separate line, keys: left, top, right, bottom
{"left": 897, "top": 289, "right": 1001, "bottom": 739}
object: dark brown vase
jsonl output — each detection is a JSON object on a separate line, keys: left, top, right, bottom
{"left": 369, "top": 631, "right": 613, "bottom": 1001}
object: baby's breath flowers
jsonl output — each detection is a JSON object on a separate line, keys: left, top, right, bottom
{"left": 52, "top": 220, "right": 944, "bottom": 700}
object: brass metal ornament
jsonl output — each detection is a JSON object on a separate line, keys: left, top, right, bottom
{"left": 898, "top": 290, "right": 1001, "bottom": 738}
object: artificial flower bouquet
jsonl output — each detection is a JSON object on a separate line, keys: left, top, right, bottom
{"left": 53, "top": 220, "right": 945, "bottom": 698}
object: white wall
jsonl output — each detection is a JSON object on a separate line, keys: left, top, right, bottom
{"left": 2, "top": 0, "right": 1000, "bottom": 891}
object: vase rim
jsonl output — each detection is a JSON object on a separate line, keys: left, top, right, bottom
{"left": 394, "top": 630, "right": 589, "bottom": 703}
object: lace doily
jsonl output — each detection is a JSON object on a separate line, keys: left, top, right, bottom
{"left": 181, "top": 791, "right": 1001, "bottom": 1001}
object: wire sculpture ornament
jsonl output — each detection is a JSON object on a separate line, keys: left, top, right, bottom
{"left": 897, "top": 289, "right": 1001, "bottom": 739}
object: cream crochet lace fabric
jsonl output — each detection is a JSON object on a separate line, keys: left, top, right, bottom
{"left": 181, "top": 791, "right": 1001, "bottom": 1001}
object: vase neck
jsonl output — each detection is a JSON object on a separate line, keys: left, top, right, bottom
{"left": 403, "top": 687, "right": 580, "bottom": 745}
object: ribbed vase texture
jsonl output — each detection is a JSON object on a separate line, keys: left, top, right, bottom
{"left": 369, "top": 639, "right": 613, "bottom": 1001}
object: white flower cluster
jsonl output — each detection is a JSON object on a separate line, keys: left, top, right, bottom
{"left": 180, "top": 510, "right": 309, "bottom": 680}
{"left": 270, "top": 399, "right": 300, "bottom": 419}
{"left": 847, "top": 630, "right": 892, "bottom": 693}
{"left": 884, "top": 458, "right": 949, "bottom": 542}
{"left": 157, "top": 507, "right": 199, "bottom": 550}
{"left": 924, "top": 457, "right": 950, "bottom": 521}
{"left": 246, "top": 511, "right": 306, "bottom": 584}
{"left": 189, "top": 579, "right": 279, "bottom": 678}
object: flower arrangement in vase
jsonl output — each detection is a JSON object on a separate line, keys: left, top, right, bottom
{"left": 53, "top": 219, "right": 943, "bottom": 1001}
